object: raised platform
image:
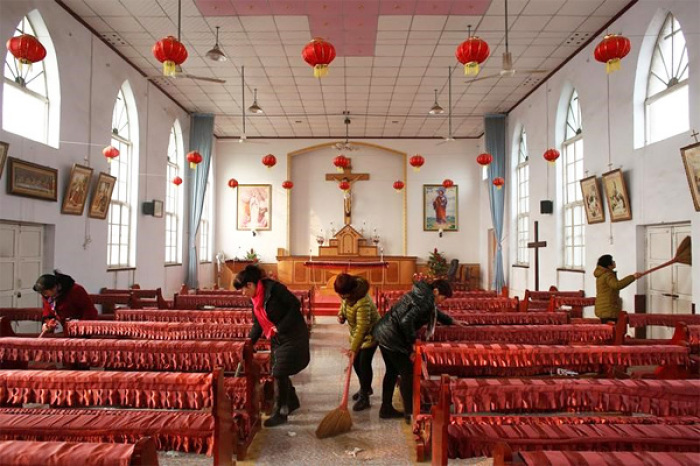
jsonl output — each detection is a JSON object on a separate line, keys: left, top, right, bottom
{"left": 313, "top": 292, "right": 341, "bottom": 317}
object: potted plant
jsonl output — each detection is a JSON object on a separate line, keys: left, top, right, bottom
{"left": 245, "top": 248, "right": 260, "bottom": 263}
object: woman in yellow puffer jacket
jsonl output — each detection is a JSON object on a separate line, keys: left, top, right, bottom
{"left": 335, "top": 273, "right": 380, "bottom": 411}
{"left": 594, "top": 254, "right": 640, "bottom": 323}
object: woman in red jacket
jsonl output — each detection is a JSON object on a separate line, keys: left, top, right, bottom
{"left": 33, "top": 271, "right": 98, "bottom": 333}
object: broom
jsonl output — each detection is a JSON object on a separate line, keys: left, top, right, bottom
{"left": 637, "top": 236, "right": 692, "bottom": 278}
{"left": 315, "top": 353, "right": 355, "bottom": 439}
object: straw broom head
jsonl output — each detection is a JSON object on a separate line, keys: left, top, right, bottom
{"left": 674, "top": 236, "right": 692, "bottom": 265}
{"left": 315, "top": 405, "right": 352, "bottom": 439}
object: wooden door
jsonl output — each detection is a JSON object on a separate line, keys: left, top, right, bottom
{"left": 645, "top": 224, "right": 692, "bottom": 339}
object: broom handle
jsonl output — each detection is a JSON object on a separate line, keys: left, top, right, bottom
{"left": 637, "top": 258, "right": 677, "bottom": 278}
{"left": 340, "top": 353, "right": 355, "bottom": 409}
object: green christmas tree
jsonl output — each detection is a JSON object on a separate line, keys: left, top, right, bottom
{"left": 427, "top": 248, "right": 448, "bottom": 280}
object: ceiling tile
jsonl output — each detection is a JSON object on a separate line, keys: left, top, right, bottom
{"left": 410, "top": 15, "right": 448, "bottom": 31}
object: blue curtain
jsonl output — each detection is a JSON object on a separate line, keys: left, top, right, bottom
{"left": 485, "top": 114, "right": 506, "bottom": 291}
{"left": 186, "top": 114, "right": 214, "bottom": 288}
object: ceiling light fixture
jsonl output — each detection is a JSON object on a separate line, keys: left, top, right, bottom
{"left": 428, "top": 89, "right": 444, "bottom": 115}
{"left": 206, "top": 26, "right": 227, "bottom": 62}
{"left": 333, "top": 111, "right": 359, "bottom": 151}
{"left": 248, "top": 88, "right": 263, "bottom": 114}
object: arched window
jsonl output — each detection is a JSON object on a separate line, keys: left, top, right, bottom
{"left": 646, "top": 13, "right": 689, "bottom": 144}
{"left": 199, "top": 171, "right": 213, "bottom": 263}
{"left": 516, "top": 129, "right": 529, "bottom": 265}
{"left": 562, "top": 90, "right": 584, "bottom": 269}
{"left": 2, "top": 12, "right": 60, "bottom": 147}
{"left": 108, "top": 84, "right": 139, "bottom": 268}
{"left": 165, "top": 121, "right": 184, "bottom": 264}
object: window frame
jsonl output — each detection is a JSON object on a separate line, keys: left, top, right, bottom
{"left": 165, "top": 122, "right": 184, "bottom": 265}
{"left": 515, "top": 129, "right": 529, "bottom": 265}
{"left": 561, "top": 90, "right": 585, "bottom": 270}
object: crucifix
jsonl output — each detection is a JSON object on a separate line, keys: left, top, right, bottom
{"left": 325, "top": 160, "right": 369, "bottom": 225}
{"left": 527, "top": 221, "right": 547, "bottom": 291}
{"left": 691, "top": 129, "right": 699, "bottom": 143}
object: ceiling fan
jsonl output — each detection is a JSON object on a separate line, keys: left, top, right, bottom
{"left": 466, "top": 0, "right": 549, "bottom": 83}
{"left": 437, "top": 66, "right": 456, "bottom": 145}
{"left": 146, "top": 0, "right": 226, "bottom": 85}
{"left": 238, "top": 66, "right": 266, "bottom": 144}
{"left": 333, "top": 111, "right": 359, "bottom": 151}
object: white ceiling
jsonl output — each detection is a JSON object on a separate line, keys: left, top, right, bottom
{"left": 58, "top": 0, "right": 634, "bottom": 139}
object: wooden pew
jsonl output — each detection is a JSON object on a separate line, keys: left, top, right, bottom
{"left": 521, "top": 289, "right": 584, "bottom": 312}
{"left": 444, "top": 311, "right": 569, "bottom": 325}
{"left": 90, "top": 293, "right": 131, "bottom": 314}
{"left": 173, "top": 294, "right": 251, "bottom": 310}
{"left": 424, "top": 324, "right": 614, "bottom": 345}
{"left": 0, "top": 308, "right": 43, "bottom": 322}
{"left": 441, "top": 297, "right": 519, "bottom": 312}
{"left": 0, "top": 369, "right": 234, "bottom": 464}
{"left": 547, "top": 296, "right": 596, "bottom": 318}
{"left": 115, "top": 309, "right": 253, "bottom": 324}
{"left": 0, "top": 438, "right": 160, "bottom": 466}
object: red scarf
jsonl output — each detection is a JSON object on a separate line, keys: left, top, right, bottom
{"left": 251, "top": 280, "right": 276, "bottom": 338}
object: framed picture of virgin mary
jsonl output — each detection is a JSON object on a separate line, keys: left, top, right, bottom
{"left": 237, "top": 184, "right": 271, "bottom": 231}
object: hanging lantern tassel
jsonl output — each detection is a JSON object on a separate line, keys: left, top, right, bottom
{"left": 314, "top": 64, "right": 329, "bottom": 78}
{"left": 163, "top": 60, "right": 176, "bottom": 77}
{"left": 606, "top": 58, "right": 620, "bottom": 74}
{"left": 464, "top": 61, "right": 480, "bottom": 76}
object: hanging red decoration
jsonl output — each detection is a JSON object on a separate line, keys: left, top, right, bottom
{"left": 543, "top": 148, "right": 560, "bottom": 165}
{"left": 476, "top": 153, "right": 493, "bottom": 167}
{"left": 227, "top": 178, "right": 238, "bottom": 189}
{"left": 172, "top": 176, "right": 183, "bottom": 186}
{"left": 409, "top": 155, "right": 425, "bottom": 172}
{"left": 333, "top": 155, "right": 350, "bottom": 172}
{"left": 594, "top": 34, "right": 631, "bottom": 74}
{"left": 282, "top": 180, "right": 294, "bottom": 190}
{"left": 302, "top": 38, "right": 336, "bottom": 78}
{"left": 455, "top": 35, "right": 490, "bottom": 76}
{"left": 6, "top": 34, "right": 46, "bottom": 68}
{"left": 393, "top": 180, "right": 405, "bottom": 192}
{"left": 102, "top": 146, "right": 120, "bottom": 163}
{"left": 493, "top": 177, "right": 505, "bottom": 190}
{"left": 186, "top": 151, "right": 202, "bottom": 169}
{"left": 442, "top": 179, "right": 454, "bottom": 189}
{"left": 152, "top": 36, "right": 188, "bottom": 77}
{"left": 262, "top": 154, "right": 277, "bottom": 169}
{"left": 339, "top": 180, "right": 351, "bottom": 192}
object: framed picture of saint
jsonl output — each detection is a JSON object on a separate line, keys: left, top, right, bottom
{"left": 602, "top": 169, "right": 632, "bottom": 222}
{"left": 237, "top": 184, "right": 271, "bottom": 231}
{"left": 579, "top": 175, "right": 605, "bottom": 224}
{"left": 423, "top": 184, "right": 458, "bottom": 231}
{"left": 61, "top": 164, "right": 93, "bottom": 215}
{"left": 681, "top": 141, "right": 700, "bottom": 211}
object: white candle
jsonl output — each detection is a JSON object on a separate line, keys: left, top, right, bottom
{"left": 309, "top": 248, "right": 313, "bottom": 261}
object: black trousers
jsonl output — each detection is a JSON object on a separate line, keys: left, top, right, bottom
{"left": 379, "top": 346, "right": 413, "bottom": 414}
{"left": 353, "top": 345, "right": 377, "bottom": 395}
{"left": 600, "top": 318, "right": 617, "bottom": 324}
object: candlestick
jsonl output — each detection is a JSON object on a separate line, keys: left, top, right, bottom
{"left": 309, "top": 248, "right": 313, "bottom": 262}
{"left": 380, "top": 247, "right": 384, "bottom": 263}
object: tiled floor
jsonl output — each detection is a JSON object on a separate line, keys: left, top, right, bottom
{"left": 159, "top": 317, "right": 492, "bottom": 465}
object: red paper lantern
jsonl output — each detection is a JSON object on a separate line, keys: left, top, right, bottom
{"left": 442, "top": 179, "right": 454, "bottom": 189}
{"left": 186, "top": 151, "right": 202, "bottom": 169}
{"left": 493, "top": 177, "right": 505, "bottom": 190}
{"left": 339, "top": 180, "right": 350, "bottom": 192}
{"left": 393, "top": 180, "right": 405, "bottom": 192}
{"left": 227, "top": 178, "right": 238, "bottom": 189}
{"left": 172, "top": 176, "right": 183, "bottom": 186}
{"left": 102, "top": 146, "right": 120, "bottom": 163}
{"left": 543, "top": 148, "right": 560, "bottom": 165}
{"left": 333, "top": 155, "right": 350, "bottom": 172}
{"left": 152, "top": 36, "right": 188, "bottom": 77}
{"left": 409, "top": 155, "right": 425, "bottom": 172}
{"left": 302, "top": 38, "right": 336, "bottom": 78}
{"left": 455, "top": 35, "right": 490, "bottom": 76}
{"left": 594, "top": 34, "right": 631, "bottom": 74}
{"left": 6, "top": 34, "right": 46, "bottom": 68}
{"left": 282, "top": 180, "right": 294, "bottom": 190}
{"left": 476, "top": 153, "right": 493, "bottom": 167}
{"left": 262, "top": 154, "right": 277, "bottom": 169}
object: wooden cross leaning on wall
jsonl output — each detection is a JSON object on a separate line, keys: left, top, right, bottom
{"left": 527, "top": 220, "right": 548, "bottom": 291}
{"left": 325, "top": 159, "right": 369, "bottom": 225}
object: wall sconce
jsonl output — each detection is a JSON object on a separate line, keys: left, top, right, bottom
{"left": 438, "top": 228, "right": 444, "bottom": 238}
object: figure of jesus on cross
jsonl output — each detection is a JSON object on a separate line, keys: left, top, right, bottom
{"left": 325, "top": 159, "right": 369, "bottom": 225}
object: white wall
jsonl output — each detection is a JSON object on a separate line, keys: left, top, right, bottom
{"left": 0, "top": 1, "right": 191, "bottom": 296}
{"left": 506, "top": 0, "right": 700, "bottom": 308}
{"left": 215, "top": 138, "right": 488, "bottom": 277}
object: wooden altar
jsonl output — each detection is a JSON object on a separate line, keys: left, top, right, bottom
{"left": 277, "top": 225, "right": 416, "bottom": 290}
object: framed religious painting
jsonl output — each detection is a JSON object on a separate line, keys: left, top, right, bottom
{"left": 0, "top": 141, "right": 8, "bottom": 179}
{"left": 6, "top": 157, "right": 58, "bottom": 201}
{"left": 237, "top": 184, "right": 272, "bottom": 231}
{"left": 88, "top": 172, "right": 116, "bottom": 219}
{"left": 423, "top": 184, "right": 458, "bottom": 231}
{"left": 579, "top": 175, "right": 605, "bottom": 224}
{"left": 681, "top": 141, "right": 700, "bottom": 211}
{"left": 61, "top": 164, "right": 93, "bottom": 215}
{"left": 602, "top": 169, "right": 632, "bottom": 222}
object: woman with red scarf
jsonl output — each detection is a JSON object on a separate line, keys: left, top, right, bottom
{"left": 234, "top": 265, "right": 310, "bottom": 427}
{"left": 33, "top": 270, "right": 98, "bottom": 333}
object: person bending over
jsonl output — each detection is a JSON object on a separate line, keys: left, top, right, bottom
{"left": 335, "top": 273, "right": 380, "bottom": 411}
{"left": 33, "top": 270, "right": 98, "bottom": 333}
{"left": 594, "top": 254, "right": 641, "bottom": 324}
{"left": 234, "top": 264, "right": 310, "bottom": 427}
{"left": 371, "top": 279, "right": 455, "bottom": 423}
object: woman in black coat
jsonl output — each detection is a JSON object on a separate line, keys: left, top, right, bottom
{"left": 371, "top": 279, "right": 455, "bottom": 422}
{"left": 234, "top": 265, "right": 310, "bottom": 427}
